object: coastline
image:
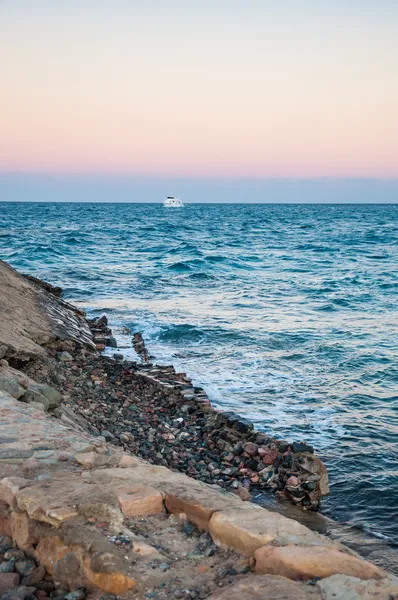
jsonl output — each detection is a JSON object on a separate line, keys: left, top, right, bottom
{"left": 0, "top": 259, "right": 397, "bottom": 598}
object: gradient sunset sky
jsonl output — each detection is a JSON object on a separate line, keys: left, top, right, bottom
{"left": 1, "top": 1, "right": 397, "bottom": 201}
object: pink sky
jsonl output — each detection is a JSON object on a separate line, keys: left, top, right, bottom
{"left": 1, "top": 1, "right": 397, "bottom": 178}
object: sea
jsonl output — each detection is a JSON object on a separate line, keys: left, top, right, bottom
{"left": 1, "top": 202, "right": 397, "bottom": 568}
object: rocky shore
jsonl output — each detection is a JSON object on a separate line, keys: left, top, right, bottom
{"left": 24, "top": 325, "right": 329, "bottom": 511}
{"left": 0, "top": 259, "right": 397, "bottom": 599}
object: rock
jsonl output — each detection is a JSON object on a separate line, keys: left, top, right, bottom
{"left": 204, "top": 575, "right": 321, "bottom": 599}
{"left": 0, "top": 536, "right": 13, "bottom": 552}
{"left": 64, "top": 591, "right": 86, "bottom": 600}
{"left": 115, "top": 485, "right": 163, "bottom": 517}
{"left": 209, "top": 508, "right": 318, "bottom": 555}
{"left": 254, "top": 545, "right": 384, "bottom": 580}
{"left": 21, "top": 563, "right": 45, "bottom": 586}
{"left": 0, "top": 573, "right": 21, "bottom": 596}
{"left": 164, "top": 484, "right": 242, "bottom": 531}
{"left": 118, "top": 455, "right": 139, "bottom": 468}
{"left": 104, "top": 337, "right": 117, "bottom": 349}
{"left": 286, "top": 476, "right": 300, "bottom": 487}
{"left": 236, "top": 487, "right": 251, "bottom": 501}
{"left": 74, "top": 452, "right": 97, "bottom": 469}
{"left": 292, "top": 442, "right": 314, "bottom": 454}
{"left": 100, "top": 431, "right": 114, "bottom": 441}
{"left": 15, "top": 560, "right": 36, "bottom": 576}
{"left": 317, "top": 574, "right": 398, "bottom": 600}
{"left": 22, "top": 384, "right": 62, "bottom": 410}
{"left": 58, "top": 352, "right": 73, "bottom": 362}
{"left": 0, "top": 586, "right": 37, "bottom": 600}
{"left": 257, "top": 448, "right": 278, "bottom": 465}
{"left": 0, "top": 376, "right": 25, "bottom": 399}
{"left": 82, "top": 554, "right": 136, "bottom": 594}
{"left": 0, "top": 560, "right": 15, "bottom": 573}
{"left": 243, "top": 443, "right": 258, "bottom": 456}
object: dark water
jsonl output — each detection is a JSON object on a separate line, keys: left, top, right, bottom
{"left": 1, "top": 202, "right": 397, "bottom": 556}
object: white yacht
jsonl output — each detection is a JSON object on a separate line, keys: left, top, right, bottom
{"left": 163, "top": 196, "right": 184, "bottom": 207}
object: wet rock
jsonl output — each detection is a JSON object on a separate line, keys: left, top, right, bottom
{"left": 292, "top": 442, "right": 314, "bottom": 454}
{"left": 105, "top": 337, "right": 117, "bottom": 349}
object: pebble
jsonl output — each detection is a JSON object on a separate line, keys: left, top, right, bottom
{"left": 0, "top": 538, "right": 13, "bottom": 553}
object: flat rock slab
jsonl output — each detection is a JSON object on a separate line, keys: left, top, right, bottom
{"left": 254, "top": 545, "right": 385, "bottom": 581}
{"left": 115, "top": 484, "right": 163, "bottom": 517}
{"left": 205, "top": 575, "right": 322, "bottom": 599}
{"left": 209, "top": 508, "right": 333, "bottom": 555}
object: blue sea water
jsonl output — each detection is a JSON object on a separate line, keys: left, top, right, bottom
{"left": 1, "top": 202, "right": 397, "bottom": 549}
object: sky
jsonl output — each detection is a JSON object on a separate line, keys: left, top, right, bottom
{"left": 0, "top": 1, "right": 397, "bottom": 202}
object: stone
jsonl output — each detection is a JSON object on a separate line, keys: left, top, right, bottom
{"left": 286, "top": 476, "right": 300, "bottom": 487}
{"left": 15, "top": 560, "right": 36, "bottom": 576}
{"left": 0, "top": 449, "right": 33, "bottom": 460}
{"left": 257, "top": 448, "right": 278, "bottom": 465}
{"left": 58, "top": 352, "right": 73, "bottom": 362}
{"left": 318, "top": 574, "right": 398, "bottom": 600}
{"left": 0, "top": 377, "right": 25, "bottom": 400}
{"left": 115, "top": 485, "right": 163, "bottom": 517}
{"left": 104, "top": 337, "right": 117, "bottom": 348}
{"left": 64, "top": 591, "right": 86, "bottom": 600}
{"left": 292, "top": 442, "right": 314, "bottom": 454}
{"left": 1, "top": 587, "right": 36, "bottom": 600}
{"left": 209, "top": 508, "right": 325, "bottom": 555}
{"left": 21, "top": 563, "right": 45, "bottom": 586}
{"left": 243, "top": 443, "right": 258, "bottom": 456}
{"left": 0, "top": 560, "right": 15, "bottom": 573}
{"left": 10, "top": 512, "right": 39, "bottom": 551}
{"left": 300, "top": 456, "right": 329, "bottom": 496}
{"left": 118, "top": 455, "right": 140, "bottom": 468}
{"left": 254, "top": 545, "right": 384, "bottom": 580}
{"left": 82, "top": 555, "right": 136, "bottom": 594}
{"left": 0, "top": 536, "right": 13, "bottom": 552}
{"left": 165, "top": 484, "right": 242, "bottom": 531}
{"left": 74, "top": 452, "right": 97, "bottom": 469}
{"left": 204, "top": 575, "right": 321, "bottom": 599}
{"left": 0, "top": 573, "right": 20, "bottom": 595}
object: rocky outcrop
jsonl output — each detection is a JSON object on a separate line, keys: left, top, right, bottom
{"left": 0, "top": 388, "right": 397, "bottom": 598}
{"left": 0, "top": 260, "right": 94, "bottom": 360}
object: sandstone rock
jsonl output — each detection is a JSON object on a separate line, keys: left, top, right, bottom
{"left": 82, "top": 554, "right": 136, "bottom": 594}
{"left": 115, "top": 485, "right": 163, "bottom": 517}
{"left": 165, "top": 484, "right": 242, "bottom": 530}
{"left": 254, "top": 545, "right": 384, "bottom": 581}
{"left": 118, "top": 455, "right": 140, "bottom": 468}
{"left": 74, "top": 451, "right": 97, "bottom": 469}
{"left": 209, "top": 508, "right": 323, "bottom": 555}
{"left": 205, "top": 575, "right": 321, "bottom": 599}
{"left": 318, "top": 574, "right": 398, "bottom": 600}
{"left": 10, "top": 512, "right": 40, "bottom": 551}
